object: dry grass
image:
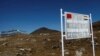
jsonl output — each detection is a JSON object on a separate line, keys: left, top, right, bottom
{"left": 0, "top": 31, "right": 100, "bottom": 56}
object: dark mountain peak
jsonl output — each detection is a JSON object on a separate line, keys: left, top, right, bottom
{"left": 30, "top": 27, "right": 60, "bottom": 34}
{"left": 37, "top": 27, "right": 49, "bottom": 30}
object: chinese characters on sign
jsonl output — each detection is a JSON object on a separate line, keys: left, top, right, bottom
{"left": 65, "top": 12, "right": 90, "bottom": 39}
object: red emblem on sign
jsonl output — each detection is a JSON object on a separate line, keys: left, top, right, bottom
{"left": 67, "top": 14, "right": 72, "bottom": 19}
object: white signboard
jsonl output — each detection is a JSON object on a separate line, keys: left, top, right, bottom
{"left": 65, "top": 12, "right": 91, "bottom": 39}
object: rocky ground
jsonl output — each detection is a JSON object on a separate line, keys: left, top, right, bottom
{"left": 0, "top": 21, "right": 100, "bottom": 56}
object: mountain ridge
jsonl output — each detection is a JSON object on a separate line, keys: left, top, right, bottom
{"left": 30, "top": 27, "right": 60, "bottom": 35}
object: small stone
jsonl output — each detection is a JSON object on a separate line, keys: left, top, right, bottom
{"left": 51, "top": 53, "right": 56, "bottom": 55}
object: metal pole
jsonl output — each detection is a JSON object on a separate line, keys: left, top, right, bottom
{"left": 60, "top": 8, "right": 64, "bottom": 56}
{"left": 90, "top": 13, "right": 95, "bottom": 56}
{"left": 64, "top": 12, "right": 67, "bottom": 40}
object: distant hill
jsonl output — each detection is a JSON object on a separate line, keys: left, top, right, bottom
{"left": 0, "top": 29, "right": 27, "bottom": 37}
{"left": 30, "top": 27, "right": 60, "bottom": 35}
{"left": 93, "top": 21, "right": 100, "bottom": 31}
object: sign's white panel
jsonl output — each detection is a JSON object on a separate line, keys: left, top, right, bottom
{"left": 65, "top": 12, "right": 90, "bottom": 39}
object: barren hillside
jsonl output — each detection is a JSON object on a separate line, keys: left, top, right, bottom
{"left": 0, "top": 21, "right": 100, "bottom": 56}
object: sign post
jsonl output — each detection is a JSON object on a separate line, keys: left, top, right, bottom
{"left": 90, "top": 13, "right": 95, "bottom": 56}
{"left": 60, "top": 8, "right": 64, "bottom": 56}
{"left": 60, "top": 9, "right": 95, "bottom": 56}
